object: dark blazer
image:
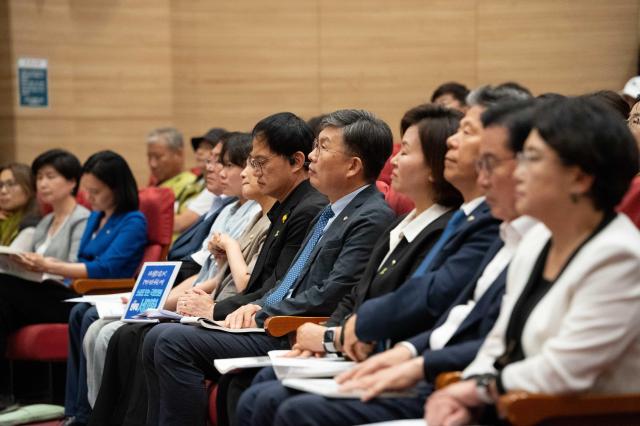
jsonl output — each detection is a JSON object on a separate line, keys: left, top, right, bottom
{"left": 406, "top": 238, "right": 507, "bottom": 382}
{"left": 168, "top": 196, "right": 236, "bottom": 261}
{"left": 327, "top": 209, "right": 454, "bottom": 326}
{"left": 214, "top": 180, "right": 327, "bottom": 320}
{"left": 254, "top": 185, "right": 396, "bottom": 325}
{"left": 355, "top": 201, "right": 500, "bottom": 343}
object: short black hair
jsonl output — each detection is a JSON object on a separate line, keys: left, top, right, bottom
{"left": 252, "top": 112, "right": 314, "bottom": 162}
{"left": 307, "top": 114, "right": 329, "bottom": 138}
{"left": 31, "top": 149, "right": 82, "bottom": 196}
{"left": 582, "top": 90, "right": 630, "bottom": 120}
{"left": 467, "top": 84, "right": 533, "bottom": 109}
{"left": 320, "top": 109, "right": 393, "bottom": 182}
{"left": 431, "top": 82, "right": 470, "bottom": 105}
{"left": 219, "top": 132, "right": 253, "bottom": 167}
{"left": 481, "top": 100, "right": 536, "bottom": 153}
{"left": 82, "top": 151, "right": 139, "bottom": 214}
{"left": 496, "top": 81, "right": 533, "bottom": 98}
{"left": 534, "top": 97, "right": 639, "bottom": 211}
{"left": 401, "top": 104, "right": 464, "bottom": 208}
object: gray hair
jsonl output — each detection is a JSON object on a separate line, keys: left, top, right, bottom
{"left": 319, "top": 109, "right": 393, "bottom": 181}
{"left": 467, "top": 84, "right": 532, "bottom": 109}
{"left": 147, "top": 127, "right": 184, "bottom": 151}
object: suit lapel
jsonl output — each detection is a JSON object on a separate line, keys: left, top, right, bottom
{"left": 293, "top": 185, "right": 378, "bottom": 285}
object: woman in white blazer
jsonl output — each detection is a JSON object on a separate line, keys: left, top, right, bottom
{"left": 426, "top": 96, "right": 640, "bottom": 426}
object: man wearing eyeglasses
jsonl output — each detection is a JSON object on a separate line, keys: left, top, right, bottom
{"left": 140, "top": 109, "right": 396, "bottom": 426}
{"left": 235, "top": 97, "right": 541, "bottom": 426}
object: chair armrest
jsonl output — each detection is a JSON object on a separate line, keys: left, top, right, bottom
{"left": 72, "top": 278, "right": 136, "bottom": 295}
{"left": 264, "top": 316, "right": 329, "bottom": 337}
{"left": 435, "top": 371, "right": 462, "bottom": 390}
{"left": 497, "top": 391, "right": 640, "bottom": 426}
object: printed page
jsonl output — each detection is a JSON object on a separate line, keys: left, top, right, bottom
{"left": 213, "top": 356, "right": 272, "bottom": 374}
{"left": 268, "top": 350, "right": 354, "bottom": 379}
{"left": 282, "top": 378, "right": 417, "bottom": 399}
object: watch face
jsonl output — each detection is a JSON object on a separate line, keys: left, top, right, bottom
{"left": 324, "top": 329, "right": 335, "bottom": 342}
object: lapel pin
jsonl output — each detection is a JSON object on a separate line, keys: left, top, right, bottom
{"left": 391, "top": 259, "right": 396, "bottom": 265}
{"left": 343, "top": 216, "right": 348, "bottom": 221}
{"left": 379, "top": 267, "right": 387, "bottom": 275}
{"left": 281, "top": 214, "right": 288, "bottom": 223}
{"left": 274, "top": 231, "right": 280, "bottom": 237}
{"left": 467, "top": 215, "right": 475, "bottom": 222}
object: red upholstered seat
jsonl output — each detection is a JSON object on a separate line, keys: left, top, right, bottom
{"left": 5, "top": 324, "right": 68, "bottom": 361}
{"left": 375, "top": 180, "right": 414, "bottom": 216}
{"left": 618, "top": 176, "right": 640, "bottom": 229}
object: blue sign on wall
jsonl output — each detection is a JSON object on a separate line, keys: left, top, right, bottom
{"left": 18, "top": 58, "right": 48, "bottom": 108}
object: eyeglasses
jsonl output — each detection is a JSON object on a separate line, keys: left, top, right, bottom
{"left": 0, "top": 180, "right": 19, "bottom": 191}
{"left": 248, "top": 154, "right": 278, "bottom": 176}
{"left": 312, "top": 139, "right": 349, "bottom": 156}
{"left": 475, "top": 155, "right": 515, "bottom": 176}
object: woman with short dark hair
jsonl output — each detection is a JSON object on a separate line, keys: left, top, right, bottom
{"left": 426, "top": 97, "right": 640, "bottom": 426}
{"left": 0, "top": 150, "right": 147, "bottom": 408}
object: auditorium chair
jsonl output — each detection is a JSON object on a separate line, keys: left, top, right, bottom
{"left": 5, "top": 187, "right": 174, "bottom": 403}
{"left": 435, "top": 371, "right": 640, "bottom": 426}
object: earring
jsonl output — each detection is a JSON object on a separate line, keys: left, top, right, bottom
{"left": 570, "top": 193, "right": 579, "bottom": 203}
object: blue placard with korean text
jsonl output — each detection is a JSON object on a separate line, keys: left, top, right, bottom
{"left": 18, "top": 58, "right": 48, "bottom": 108}
{"left": 122, "top": 262, "right": 181, "bottom": 321}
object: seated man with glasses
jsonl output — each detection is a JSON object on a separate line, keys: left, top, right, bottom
{"left": 140, "top": 109, "right": 396, "bottom": 426}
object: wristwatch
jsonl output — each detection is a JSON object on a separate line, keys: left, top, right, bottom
{"left": 323, "top": 327, "right": 338, "bottom": 353}
{"left": 474, "top": 374, "right": 496, "bottom": 404}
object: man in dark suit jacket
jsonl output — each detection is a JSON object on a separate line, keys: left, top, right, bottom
{"left": 140, "top": 109, "right": 396, "bottom": 426}
{"left": 88, "top": 113, "right": 326, "bottom": 426}
{"left": 249, "top": 93, "right": 539, "bottom": 426}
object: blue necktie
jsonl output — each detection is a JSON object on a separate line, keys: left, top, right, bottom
{"left": 411, "top": 209, "right": 467, "bottom": 277}
{"left": 264, "top": 205, "right": 335, "bottom": 306}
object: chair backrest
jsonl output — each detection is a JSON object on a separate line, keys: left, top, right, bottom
{"left": 376, "top": 180, "right": 414, "bottom": 216}
{"left": 138, "top": 187, "right": 175, "bottom": 265}
{"left": 377, "top": 143, "right": 401, "bottom": 185}
{"left": 618, "top": 176, "right": 640, "bottom": 229}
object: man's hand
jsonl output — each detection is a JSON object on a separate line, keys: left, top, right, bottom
{"left": 336, "top": 344, "right": 413, "bottom": 384}
{"left": 224, "top": 304, "right": 261, "bottom": 329}
{"left": 176, "top": 287, "right": 214, "bottom": 319}
{"left": 341, "top": 315, "right": 373, "bottom": 361}
{"left": 425, "top": 380, "right": 479, "bottom": 426}
{"left": 293, "top": 322, "right": 326, "bottom": 353}
{"left": 340, "top": 357, "right": 424, "bottom": 401}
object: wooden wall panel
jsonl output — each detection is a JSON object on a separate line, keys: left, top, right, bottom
{"left": 477, "top": 0, "right": 639, "bottom": 95}
{"left": 171, "top": 1, "right": 320, "bottom": 142}
{"left": 6, "top": 0, "right": 173, "bottom": 183}
{"left": 3, "top": 0, "right": 639, "bottom": 182}
{"left": 319, "top": 0, "right": 477, "bottom": 135}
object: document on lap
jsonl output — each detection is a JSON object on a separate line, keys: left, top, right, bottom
{"left": 356, "top": 420, "right": 426, "bottom": 426}
{"left": 65, "top": 292, "right": 132, "bottom": 319}
{"left": 282, "top": 378, "right": 417, "bottom": 399}
{"left": 0, "top": 246, "right": 64, "bottom": 282}
{"left": 268, "top": 350, "right": 354, "bottom": 380}
{"left": 213, "top": 350, "right": 351, "bottom": 377}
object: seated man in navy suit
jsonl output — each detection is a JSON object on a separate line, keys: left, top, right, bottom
{"left": 140, "top": 109, "right": 396, "bottom": 426}
{"left": 342, "top": 85, "right": 532, "bottom": 360}
{"left": 235, "top": 95, "right": 539, "bottom": 426}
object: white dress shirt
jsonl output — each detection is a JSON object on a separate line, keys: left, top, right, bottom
{"left": 378, "top": 204, "right": 450, "bottom": 269}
